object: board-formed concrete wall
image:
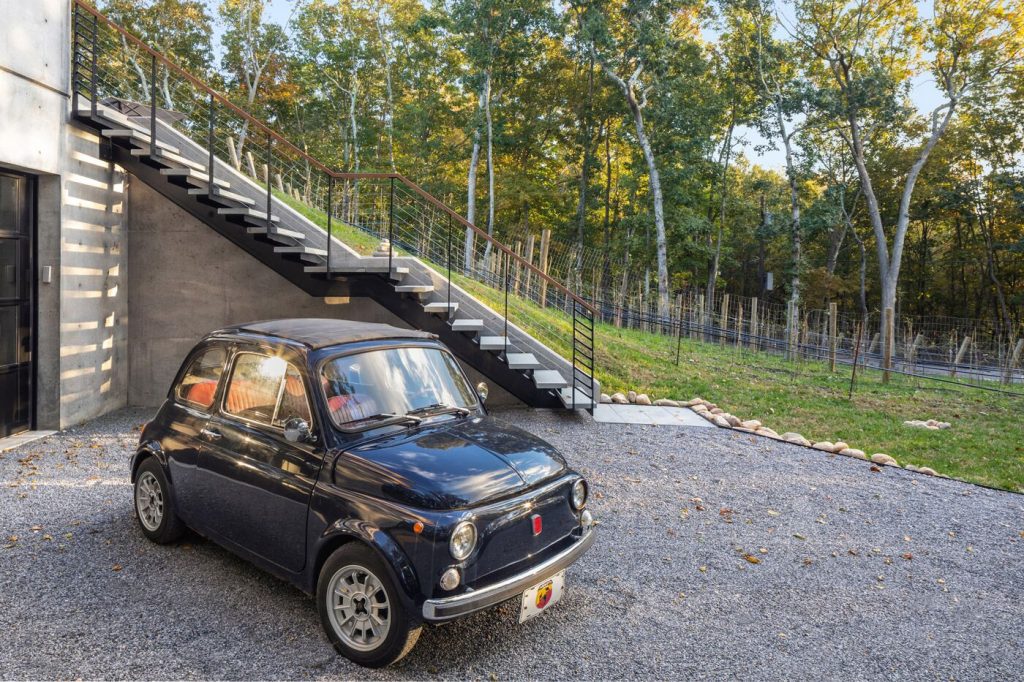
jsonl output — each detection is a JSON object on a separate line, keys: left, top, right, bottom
{"left": 1, "top": 0, "right": 133, "bottom": 428}
{"left": 125, "top": 178, "right": 519, "bottom": 408}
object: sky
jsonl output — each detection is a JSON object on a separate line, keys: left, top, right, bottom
{"left": 204, "top": 0, "right": 947, "bottom": 172}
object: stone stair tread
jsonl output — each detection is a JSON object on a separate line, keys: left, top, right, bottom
{"left": 506, "top": 352, "right": 542, "bottom": 369}
{"left": 533, "top": 370, "right": 568, "bottom": 389}
{"left": 131, "top": 146, "right": 207, "bottom": 173}
{"left": 394, "top": 284, "right": 434, "bottom": 294}
{"left": 101, "top": 128, "right": 179, "bottom": 154}
{"left": 451, "top": 318, "right": 485, "bottom": 332}
{"left": 275, "top": 245, "right": 327, "bottom": 256}
{"left": 248, "top": 226, "right": 305, "bottom": 241}
{"left": 218, "top": 207, "right": 280, "bottom": 223}
{"left": 188, "top": 186, "right": 255, "bottom": 206}
{"left": 478, "top": 336, "right": 509, "bottom": 350}
{"left": 161, "top": 167, "right": 231, "bottom": 189}
{"left": 424, "top": 301, "right": 458, "bottom": 313}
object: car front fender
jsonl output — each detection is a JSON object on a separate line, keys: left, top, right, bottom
{"left": 316, "top": 519, "right": 422, "bottom": 613}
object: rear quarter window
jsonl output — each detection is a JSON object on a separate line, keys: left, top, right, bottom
{"left": 175, "top": 346, "right": 227, "bottom": 410}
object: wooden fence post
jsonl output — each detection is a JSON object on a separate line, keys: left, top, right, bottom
{"left": 523, "top": 234, "right": 536, "bottom": 299}
{"left": 883, "top": 307, "right": 894, "bottom": 383}
{"left": 697, "top": 294, "right": 705, "bottom": 339}
{"left": 908, "top": 333, "right": 924, "bottom": 368}
{"left": 226, "top": 136, "right": 241, "bottom": 170}
{"left": 950, "top": 335, "right": 971, "bottom": 378}
{"left": 829, "top": 303, "right": 838, "bottom": 371}
{"left": 1004, "top": 338, "right": 1023, "bottom": 385}
{"left": 735, "top": 305, "right": 744, "bottom": 348}
{"left": 538, "top": 229, "right": 551, "bottom": 307}
{"left": 749, "top": 297, "right": 758, "bottom": 350}
{"left": 245, "top": 151, "right": 258, "bottom": 179}
{"left": 719, "top": 294, "right": 730, "bottom": 345}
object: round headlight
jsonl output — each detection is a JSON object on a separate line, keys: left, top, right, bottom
{"left": 572, "top": 479, "right": 588, "bottom": 510}
{"left": 449, "top": 521, "right": 477, "bottom": 561}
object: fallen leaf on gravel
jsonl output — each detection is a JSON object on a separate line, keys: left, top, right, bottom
{"left": 793, "top": 533, "right": 806, "bottom": 540}
{"left": 759, "top": 547, "right": 768, "bottom": 554}
{"left": 848, "top": 549, "right": 859, "bottom": 556}
{"left": 870, "top": 465, "right": 881, "bottom": 472}
{"left": 112, "top": 564, "right": 123, "bottom": 572}
{"left": 30, "top": 525, "right": 41, "bottom": 532}
{"left": 767, "top": 510, "right": 780, "bottom": 517}
{"left": 743, "top": 554, "right": 761, "bottom": 564}
{"left": 7, "top": 535, "right": 16, "bottom": 542}
{"left": 937, "top": 578, "right": 945, "bottom": 584}
{"left": 902, "top": 553, "right": 913, "bottom": 560}
{"left": 802, "top": 558, "right": 814, "bottom": 566}
{"left": 699, "top": 565, "right": 707, "bottom": 573}
{"left": 41, "top": 534, "right": 53, "bottom": 541}
{"left": 64, "top": 533, "right": 73, "bottom": 540}
{"left": 904, "top": 535, "right": 912, "bottom": 542}
{"left": 884, "top": 557, "right": 893, "bottom": 565}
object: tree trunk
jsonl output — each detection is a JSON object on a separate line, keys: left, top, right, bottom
{"left": 464, "top": 81, "right": 486, "bottom": 272}
{"left": 603, "top": 66, "right": 669, "bottom": 318}
{"left": 706, "top": 111, "right": 736, "bottom": 312}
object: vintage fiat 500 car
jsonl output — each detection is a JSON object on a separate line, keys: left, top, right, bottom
{"left": 130, "top": 318, "right": 596, "bottom": 667}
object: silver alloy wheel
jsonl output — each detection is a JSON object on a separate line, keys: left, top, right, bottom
{"left": 135, "top": 471, "right": 164, "bottom": 532}
{"left": 325, "top": 564, "right": 392, "bottom": 652}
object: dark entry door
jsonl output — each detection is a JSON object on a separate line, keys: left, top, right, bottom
{"left": 0, "top": 171, "right": 33, "bottom": 438}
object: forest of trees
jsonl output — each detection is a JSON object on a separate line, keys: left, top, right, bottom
{"left": 101, "top": 0, "right": 1024, "bottom": 338}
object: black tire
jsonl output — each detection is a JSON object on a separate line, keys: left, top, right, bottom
{"left": 317, "top": 543, "right": 421, "bottom": 668}
{"left": 133, "top": 457, "right": 186, "bottom": 544}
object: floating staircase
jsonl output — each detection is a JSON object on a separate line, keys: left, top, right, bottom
{"left": 71, "top": 0, "right": 598, "bottom": 410}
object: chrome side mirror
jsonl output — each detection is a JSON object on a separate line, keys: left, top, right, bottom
{"left": 476, "top": 381, "right": 489, "bottom": 403}
{"left": 283, "top": 417, "right": 313, "bottom": 443}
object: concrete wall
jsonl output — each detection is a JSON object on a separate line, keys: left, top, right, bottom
{"left": 125, "top": 179, "right": 519, "bottom": 408}
{"left": 2, "top": 0, "right": 133, "bottom": 429}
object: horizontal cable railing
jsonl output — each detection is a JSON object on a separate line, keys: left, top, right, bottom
{"left": 71, "top": 0, "right": 596, "bottom": 405}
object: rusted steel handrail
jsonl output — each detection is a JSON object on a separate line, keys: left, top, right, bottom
{"left": 73, "top": 0, "right": 596, "bottom": 315}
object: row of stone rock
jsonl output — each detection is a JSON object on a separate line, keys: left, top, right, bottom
{"left": 599, "top": 391, "right": 942, "bottom": 477}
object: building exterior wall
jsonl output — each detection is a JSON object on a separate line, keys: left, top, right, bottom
{"left": 2, "top": 0, "right": 132, "bottom": 429}
{"left": 125, "top": 179, "right": 519, "bottom": 408}
{"left": 2, "top": 0, "right": 517, "bottom": 429}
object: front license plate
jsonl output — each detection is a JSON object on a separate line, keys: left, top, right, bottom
{"left": 518, "top": 570, "right": 565, "bottom": 623}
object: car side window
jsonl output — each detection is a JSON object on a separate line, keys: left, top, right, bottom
{"left": 175, "top": 346, "right": 227, "bottom": 410}
{"left": 223, "top": 353, "right": 312, "bottom": 429}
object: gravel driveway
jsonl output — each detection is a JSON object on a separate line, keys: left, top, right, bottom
{"left": 1, "top": 407, "right": 1022, "bottom": 680}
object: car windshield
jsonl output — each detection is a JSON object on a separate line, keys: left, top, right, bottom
{"left": 320, "top": 346, "right": 478, "bottom": 429}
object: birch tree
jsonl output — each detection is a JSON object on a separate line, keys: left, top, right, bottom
{"left": 219, "top": 0, "right": 290, "bottom": 158}
{"left": 793, "top": 0, "right": 1024, "bottom": 354}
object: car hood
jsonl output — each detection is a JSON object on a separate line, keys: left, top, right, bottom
{"left": 335, "top": 415, "right": 568, "bottom": 510}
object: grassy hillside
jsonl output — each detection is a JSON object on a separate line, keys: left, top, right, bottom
{"left": 457, "top": 279, "right": 1024, "bottom": 493}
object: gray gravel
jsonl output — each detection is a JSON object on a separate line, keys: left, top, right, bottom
{"left": 1, "top": 407, "right": 1023, "bottom": 680}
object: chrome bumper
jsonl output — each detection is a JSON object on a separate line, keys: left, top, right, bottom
{"left": 421, "top": 526, "right": 597, "bottom": 622}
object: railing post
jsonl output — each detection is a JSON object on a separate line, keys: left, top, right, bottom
{"left": 572, "top": 302, "right": 577, "bottom": 401}
{"left": 327, "top": 175, "right": 334, "bottom": 275}
{"left": 149, "top": 53, "right": 157, "bottom": 157}
{"left": 388, "top": 177, "right": 395, "bottom": 277}
{"left": 504, "top": 265, "right": 510, "bottom": 355}
{"left": 207, "top": 93, "right": 215, "bottom": 193}
{"left": 446, "top": 213, "right": 452, "bottom": 321}
{"left": 90, "top": 9, "right": 98, "bottom": 117}
{"left": 265, "top": 131, "right": 272, "bottom": 233}
{"left": 72, "top": 5, "right": 80, "bottom": 114}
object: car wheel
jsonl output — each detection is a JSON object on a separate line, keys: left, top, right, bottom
{"left": 317, "top": 543, "right": 421, "bottom": 668}
{"left": 133, "top": 457, "right": 186, "bottom": 544}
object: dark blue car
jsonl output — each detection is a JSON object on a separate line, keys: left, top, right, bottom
{"left": 130, "top": 318, "right": 596, "bottom": 667}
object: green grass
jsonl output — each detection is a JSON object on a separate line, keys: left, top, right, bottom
{"left": 292, "top": 195, "right": 1023, "bottom": 493}
{"left": 455, "top": 278, "right": 1024, "bottom": 493}
{"left": 274, "top": 191, "right": 383, "bottom": 256}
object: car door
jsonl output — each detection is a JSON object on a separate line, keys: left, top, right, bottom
{"left": 198, "top": 348, "right": 323, "bottom": 573}
{"left": 163, "top": 343, "right": 229, "bottom": 526}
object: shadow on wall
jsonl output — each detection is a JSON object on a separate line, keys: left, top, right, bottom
{"left": 58, "top": 127, "right": 128, "bottom": 425}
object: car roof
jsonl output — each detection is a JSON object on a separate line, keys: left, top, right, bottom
{"left": 213, "top": 318, "right": 437, "bottom": 350}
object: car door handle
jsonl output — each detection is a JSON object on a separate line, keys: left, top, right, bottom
{"left": 200, "top": 427, "right": 222, "bottom": 441}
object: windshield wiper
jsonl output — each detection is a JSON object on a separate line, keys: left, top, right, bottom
{"left": 406, "top": 403, "right": 471, "bottom": 418}
{"left": 337, "top": 412, "right": 422, "bottom": 433}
